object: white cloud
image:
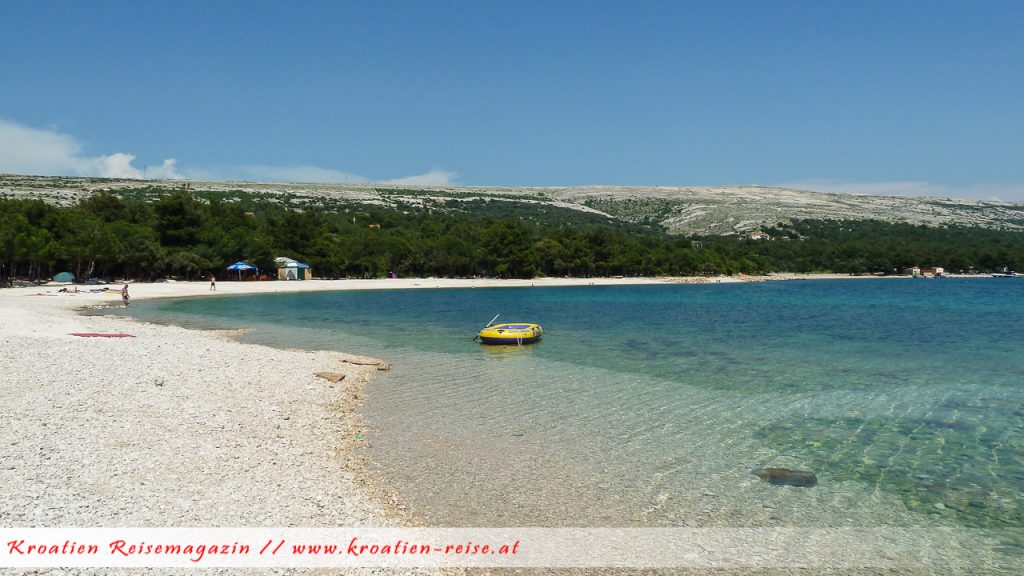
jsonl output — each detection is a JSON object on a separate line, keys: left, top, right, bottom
{"left": 1, "top": 118, "right": 458, "bottom": 186}
{"left": 146, "top": 159, "right": 182, "bottom": 179}
{"left": 0, "top": 118, "right": 183, "bottom": 179}
{"left": 0, "top": 119, "right": 80, "bottom": 175}
{"left": 381, "top": 169, "right": 458, "bottom": 186}
{"left": 88, "top": 152, "right": 142, "bottom": 179}
{"left": 782, "top": 179, "right": 1024, "bottom": 202}
{"left": 189, "top": 164, "right": 369, "bottom": 184}
{"left": 195, "top": 166, "right": 460, "bottom": 186}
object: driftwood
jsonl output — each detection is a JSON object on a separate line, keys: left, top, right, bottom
{"left": 341, "top": 359, "right": 390, "bottom": 371}
{"left": 314, "top": 372, "right": 346, "bottom": 383}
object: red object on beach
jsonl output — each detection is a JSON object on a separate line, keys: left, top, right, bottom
{"left": 69, "top": 333, "right": 136, "bottom": 338}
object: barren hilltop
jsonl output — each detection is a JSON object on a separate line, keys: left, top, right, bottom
{"left": 3, "top": 174, "right": 1023, "bottom": 235}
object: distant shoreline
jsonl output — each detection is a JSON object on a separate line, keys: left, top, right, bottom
{"left": 2, "top": 272, "right": 943, "bottom": 303}
{"left": 5, "top": 271, "right": 1007, "bottom": 308}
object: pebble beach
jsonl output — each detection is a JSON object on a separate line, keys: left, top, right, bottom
{"left": 0, "top": 280, "right": 468, "bottom": 575}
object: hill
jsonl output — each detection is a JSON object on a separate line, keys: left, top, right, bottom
{"left": 3, "top": 174, "right": 1024, "bottom": 235}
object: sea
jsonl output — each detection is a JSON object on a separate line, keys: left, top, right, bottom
{"left": 119, "top": 278, "right": 1023, "bottom": 567}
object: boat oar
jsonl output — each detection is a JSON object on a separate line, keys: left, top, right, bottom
{"left": 472, "top": 313, "right": 500, "bottom": 341}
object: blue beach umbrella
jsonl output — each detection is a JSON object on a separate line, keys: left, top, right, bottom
{"left": 226, "top": 261, "right": 257, "bottom": 280}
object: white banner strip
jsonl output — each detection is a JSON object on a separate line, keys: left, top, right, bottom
{"left": 0, "top": 528, "right": 1015, "bottom": 569}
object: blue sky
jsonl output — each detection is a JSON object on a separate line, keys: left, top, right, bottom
{"left": 1, "top": 1, "right": 1022, "bottom": 199}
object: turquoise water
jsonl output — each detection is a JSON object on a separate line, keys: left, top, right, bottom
{"left": 123, "top": 280, "right": 1024, "bottom": 541}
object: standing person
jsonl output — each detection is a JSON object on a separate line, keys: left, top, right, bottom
{"left": 210, "top": 274, "right": 216, "bottom": 291}
{"left": 121, "top": 283, "right": 130, "bottom": 307}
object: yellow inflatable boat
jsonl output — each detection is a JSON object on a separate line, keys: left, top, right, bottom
{"left": 478, "top": 323, "right": 543, "bottom": 345}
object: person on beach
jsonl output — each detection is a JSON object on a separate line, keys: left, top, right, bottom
{"left": 121, "top": 283, "right": 130, "bottom": 307}
{"left": 210, "top": 274, "right": 216, "bottom": 291}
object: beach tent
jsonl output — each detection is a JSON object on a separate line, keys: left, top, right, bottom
{"left": 274, "top": 257, "right": 311, "bottom": 280}
{"left": 52, "top": 271, "right": 75, "bottom": 283}
{"left": 226, "top": 261, "right": 257, "bottom": 280}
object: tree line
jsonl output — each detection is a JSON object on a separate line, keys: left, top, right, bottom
{"left": 2, "top": 188, "right": 1023, "bottom": 285}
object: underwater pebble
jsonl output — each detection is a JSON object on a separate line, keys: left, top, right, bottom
{"left": 753, "top": 467, "right": 818, "bottom": 487}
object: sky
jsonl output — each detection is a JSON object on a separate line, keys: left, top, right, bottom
{"left": 1, "top": 1, "right": 1022, "bottom": 199}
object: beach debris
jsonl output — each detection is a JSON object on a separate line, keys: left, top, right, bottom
{"left": 753, "top": 467, "right": 818, "bottom": 487}
{"left": 314, "top": 372, "right": 346, "bottom": 383}
{"left": 341, "top": 358, "right": 377, "bottom": 366}
{"left": 341, "top": 359, "right": 390, "bottom": 371}
{"left": 69, "top": 333, "right": 135, "bottom": 338}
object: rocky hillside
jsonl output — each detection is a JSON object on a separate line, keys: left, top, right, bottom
{"left": 4, "top": 174, "right": 1023, "bottom": 235}
{"left": 551, "top": 186, "right": 1024, "bottom": 234}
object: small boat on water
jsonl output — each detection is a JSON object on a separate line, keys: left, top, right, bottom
{"left": 478, "top": 323, "right": 544, "bottom": 345}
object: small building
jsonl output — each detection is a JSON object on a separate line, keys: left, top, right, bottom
{"left": 903, "top": 267, "right": 922, "bottom": 277}
{"left": 749, "top": 231, "right": 770, "bottom": 241}
{"left": 368, "top": 223, "right": 381, "bottom": 229}
{"left": 274, "top": 257, "right": 312, "bottom": 280}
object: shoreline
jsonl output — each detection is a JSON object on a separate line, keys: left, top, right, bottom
{"left": 0, "top": 274, "right": 1003, "bottom": 569}
{"left": 1, "top": 274, "right": 1017, "bottom": 574}
{"left": 1, "top": 274, "right": 864, "bottom": 530}
{"left": 1, "top": 271, "right": 938, "bottom": 309}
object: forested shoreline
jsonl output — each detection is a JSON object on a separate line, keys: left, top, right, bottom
{"left": 2, "top": 187, "right": 1023, "bottom": 285}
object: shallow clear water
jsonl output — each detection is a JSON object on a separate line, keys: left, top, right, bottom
{"left": 123, "top": 280, "right": 1024, "bottom": 540}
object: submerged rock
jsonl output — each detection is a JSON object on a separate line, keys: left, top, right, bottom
{"left": 753, "top": 467, "right": 818, "bottom": 487}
